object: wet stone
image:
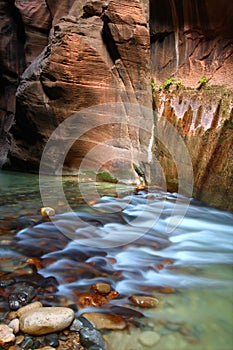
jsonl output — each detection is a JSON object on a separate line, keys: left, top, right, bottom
{"left": 128, "top": 295, "right": 159, "bottom": 308}
{"left": 138, "top": 330, "right": 160, "bottom": 346}
{"left": 83, "top": 312, "right": 127, "bottom": 330}
{"left": 15, "top": 335, "right": 24, "bottom": 345}
{"left": 15, "top": 301, "right": 43, "bottom": 318}
{"left": 8, "top": 318, "right": 20, "bottom": 333}
{"left": 0, "top": 324, "right": 15, "bottom": 345}
{"left": 8, "top": 285, "right": 36, "bottom": 310}
{"left": 70, "top": 317, "right": 87, "bottom": 332}
{"left": 0, "top": 279, "right": 15, "bottom": 287}
{"left": 80, "top": 327, "right": 106, "bottom": 349}
{"left": 20, "top": 335, "right": 34, "bottom": 349}
{"left": 43, "top": 333, "right": 59, "bottom": 347}
{"left": 92, "top": 283, "right": 111, "bottom": 295}
{"left": 75, "top": 316, "right": 95, "bottom": 330}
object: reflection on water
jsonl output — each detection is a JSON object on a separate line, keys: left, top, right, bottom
{"left": 0, "top": 170, "right": 233, "bottom": 350}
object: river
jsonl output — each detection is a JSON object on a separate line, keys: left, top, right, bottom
{"left": 0, "top": 170, "right": 232, "bottom": 350}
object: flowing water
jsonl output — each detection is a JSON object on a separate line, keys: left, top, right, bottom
{"left": 0, "top": 170, "right": 232, "bottom": 350}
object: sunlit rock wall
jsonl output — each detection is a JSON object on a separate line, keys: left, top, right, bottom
{"left": 1, "top": 0, "right": 152, "bottom": 179}
{"left": 153, "top": 86, "right": 233, "bottom": 211}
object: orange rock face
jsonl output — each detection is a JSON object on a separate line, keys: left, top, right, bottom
{"left": 6, "top": 0, "right": 152, "bottom": 178}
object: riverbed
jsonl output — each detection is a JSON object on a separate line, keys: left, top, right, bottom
{"left": 0, "top": 170, "right": 232, "bottom": 350}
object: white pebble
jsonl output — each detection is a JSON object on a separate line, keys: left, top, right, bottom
{"left": 138, "top": 330, "right": 160, "bottom": 346}
{"left": 19, "top": 307, "right": 74, "bottom": 335}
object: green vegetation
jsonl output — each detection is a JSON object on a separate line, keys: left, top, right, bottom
{"left": 164, "top": 77, "right": 175, "bottom": 91}
{"left": 96, "top": 171, "right": 118, "bottom": 183}
{"left": 175, "top": 80, "right": 182, "bottom": 89}
{"left": 151, "top": 80, "right": 156, "bottom": 92}
{"left": 198, "top": 75, "right": 208, "bottom": 89}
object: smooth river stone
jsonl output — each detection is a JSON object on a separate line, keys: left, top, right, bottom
{"left": 0, "top": 324, "right": 15, "bottom": 345}
{"left": 19, "top": 307, "right": 74, "bottom": 335}
{"left": 82, "top": 312, "right": 127, "bottom": 330}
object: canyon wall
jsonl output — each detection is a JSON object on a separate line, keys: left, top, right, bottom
{"left": 150, "top": 0, "right": 233, "bottom": 210}
{"left": 0, "top": 0, "right": 232, "bottom": 209}
{"left": 0, "top": 0, "right": 152, "bottom": 181}
{"left": 150, "top": 0, "right": 233, "bottom": 88}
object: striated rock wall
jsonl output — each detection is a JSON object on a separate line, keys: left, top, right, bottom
{"left": 150, "top": 0, "right": 233, "bottom": 89}
{"left": 1, "top": 0, "right": 152, "bottom": 179}
{"left": 153, "top": 86, "right": 233, "bottom": 211}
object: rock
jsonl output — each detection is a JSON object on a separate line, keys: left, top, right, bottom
{"left": 138, "top": 330, "right": 160, "bottom": 346}
{"left": 80, "top": 327, "right": 106, "bottom": 349}
{"left": 19, "top": 306, "right": 74, "bottom": 335}
{"left": 8, "top": 318, "right": 20, "bottom": 334}
{"left": 70, "top": 316, "right": 94, "bottom": 332}
{"left": 8, "top": 285, "right": 36, "bottom": 310}
{"left": 128, "top": 295, "right": 159, "bottom": 308}
{"left": 8, "top": 0, "right": 152, "bottom": 182}
{"left": 15, "top": 301, "right": 43, "bottom": 318}
{"left": 40, "top": 207, "right": 56, "bottom": 217}
{"left": 151, "top": 0, "right": 233, "bottom": 89}
{"left": 43, "top": 333, "right": 59, "bottom": 347}
{"left": 0, "top": 324, "right": 15, "bottom": 345}
{"left": 153, "top": 87, "right": 233, "bottom": 211}
{"left": 91, "top": 283, "right": 111, "bottom": 295}
{"left": 78, "top": 293, "right": 108, "bottom": 308}
{"left": 15, "top": 335, "right": 24, "bottom": 345}
{"left": 20, "top": 335, "right": 34, "bottom": 350}
{"left": 82, "top": 312, "right": 127, "bottom": 330}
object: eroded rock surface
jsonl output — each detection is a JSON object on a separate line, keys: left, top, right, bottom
{"left": 150, "top": 0, "right": 233, "bottom": 88}
{"left": 153, "top": 86, "right": 233, "bottom": 211}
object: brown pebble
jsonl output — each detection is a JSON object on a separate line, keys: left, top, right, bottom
{"left": 8, "top": 318, "right": 20, "bottom": 334}
{"left": 15, "top": 335, "right": 24, "bottom": 345}
{"left": 16, "top": 301, "right": 43, "bottom": 318}
{"left": 78, "top": 293, "right": 108, "bottom": 308}
{"left": 128, "top": 295, "right": 159, "bottom": 308}
{"left": 0, "top": 324, "right": 15, "bottom": 345}
{"left": 82, "top": 312, "right": 127, "bottom": 330}
{"left": 92, "top": 283, "right": 111, "bottom": 295}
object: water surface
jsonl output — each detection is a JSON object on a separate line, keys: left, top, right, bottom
{"left": 0, "top": 170, "right": 232, "bottom": 350}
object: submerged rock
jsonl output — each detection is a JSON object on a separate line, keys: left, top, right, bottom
{"left": 138, "top": 330, "right": 160, "bottom": 346}
{"left": 128, "top": 295, "right": 159, "bottom": 308}
{"left": 82, "top": 312, "right": 127, "bottom": 330}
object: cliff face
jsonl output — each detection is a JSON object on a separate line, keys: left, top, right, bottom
{"left": 1, "top": 0, "right": 152, "bottom": 179}
{"left": 150, "top": 0, "right": 233, "bottom": 211}
{"left": 0, "top": 0, "right": 232, "bottom": 209}
{"left": 150, "top": 0, "right": 233, "bottom": 88}
{"left": 153, "top": 87, "right": 233, "bottom": 211}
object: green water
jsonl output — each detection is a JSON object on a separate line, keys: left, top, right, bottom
{"left": 0, "top": 170, "right": 232, "bottom": 350}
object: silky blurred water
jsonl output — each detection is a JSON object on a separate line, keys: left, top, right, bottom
{"left": 0, "top": 170, "right": 232, "bottom": 350}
